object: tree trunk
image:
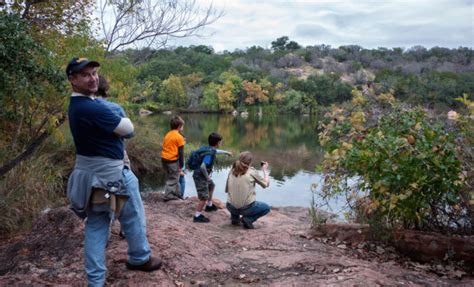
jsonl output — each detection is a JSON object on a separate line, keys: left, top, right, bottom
{"left": 0, "top": 116, "right": 66, "bottom": 178}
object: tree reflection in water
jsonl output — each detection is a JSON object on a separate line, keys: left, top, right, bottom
{"left": 142, "top": 113, "right": 325, "bottom": 207}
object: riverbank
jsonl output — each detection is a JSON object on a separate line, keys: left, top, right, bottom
{"left": 0, "top": 193, "right": 472, "bottom": 285}
{"left": 0, "top": 119, "right": 167, "bottom": 236}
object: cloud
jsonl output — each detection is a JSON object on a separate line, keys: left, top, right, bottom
{"left": 168, "top": 0, "right": 473, "bottom": 51}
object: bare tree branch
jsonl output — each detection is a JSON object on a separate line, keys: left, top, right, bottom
{"left": 99, "top": 0, "right": 223, "bottom": 55}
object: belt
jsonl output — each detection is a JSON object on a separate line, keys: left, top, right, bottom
{"left": 228, "top": 201, "right": 255, "bottom": 211}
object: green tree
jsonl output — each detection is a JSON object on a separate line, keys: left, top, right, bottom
{"left": 271, "top": 36, "right": 301, "bottom": 51}
{"left": 0, "top": 12, "right": 67, "bottom": 176}
{"left": 217, "top": 81, "right": 236, "bottom": 111}
{"left": 100, "top": 56, "right": 139, "bottom": 103}
{"left": 218, "top": 71, "right": 243, "bottom": 104}
{"left": 290, "top": 74, "right": 352, "bottom": 107}
{"left": 191, "top": 45, "right": 214, "bottom": 55}
{"left": 271, "top": 36, "right": 289, "bottom": 51}
{"left": 3, "top": 0, "right": 94, "bottom": 35}
{"left": 285, "top": 40, "right": 301, "bottom": 50}
{"left": 202, "top": 82, "right": 220, "bottom": 111}
{"left": 159, "top": 75, "right": 187, "bottom": 108}
{"left": 245, "top": 45, "right": 271, "bottom": 66}
{"left": 138, "top": 57, "right": 191, "bottom": 81}
{"left": 281, "top": 89, "right": 306, "bottom": 113}
{"left": 181, "top": 73, "right": 203, "bottom": 107}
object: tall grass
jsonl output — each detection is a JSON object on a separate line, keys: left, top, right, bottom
{"left": 0, "top": 122, "right": 77, "bottom": 236}
{"left": 0, "top": 155, "right": 68, "bottom": 235}
{"left": 125, "top": 117, "right": 165, "bottom": 176}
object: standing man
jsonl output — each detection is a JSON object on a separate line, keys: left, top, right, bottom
{"left": 66, "top": 58, "right": 162, "bottom": 286}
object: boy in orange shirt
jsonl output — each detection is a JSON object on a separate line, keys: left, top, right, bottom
{"left": 161, "top": 116, "right": 186, "bottom": 201}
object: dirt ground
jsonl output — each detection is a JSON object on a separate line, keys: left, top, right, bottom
{"left": 0, "top": 193, "right": 472, "bottom": 286}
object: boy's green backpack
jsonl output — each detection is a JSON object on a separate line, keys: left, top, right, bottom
{"left": 186, "top": 146, "right": 215, "bottom": 170}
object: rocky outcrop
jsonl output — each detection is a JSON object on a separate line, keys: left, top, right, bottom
{"left": 393, "top": 230, "right": 474, "bottom": 265}
{"left": 313, "top": 223, "right": 474, "bottom": 266}
{"left": 0, "top": 195, "right": 472, "bottom": 285}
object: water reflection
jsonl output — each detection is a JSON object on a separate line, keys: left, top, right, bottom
{"left": 140, "top": 113, "right": 325, "bottom": 207}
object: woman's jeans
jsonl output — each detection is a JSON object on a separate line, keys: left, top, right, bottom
{"left": 85, "top": 168, "right": 150, "bottom": 286}
{"left": 226, "top": 201, "right": 271, "bottom": 224}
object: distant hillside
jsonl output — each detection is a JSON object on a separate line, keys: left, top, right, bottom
{"left": 110, "top": 39, "right": 473, "bottom": 112}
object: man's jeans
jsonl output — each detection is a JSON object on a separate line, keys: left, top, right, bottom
{"left": 85, "top": 168, "right": 150, "bottom": 286}
{"left": 226, "top": 201, "right": 271, "bottom": 224}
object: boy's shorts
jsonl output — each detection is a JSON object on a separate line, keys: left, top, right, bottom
{"left": 193, "top": 175, "right": 215, "bottom": 200}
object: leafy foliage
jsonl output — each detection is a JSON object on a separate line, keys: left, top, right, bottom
{"left": 0, "top": 12, "right": 66, "bottom": 161}
{"left": 202, "top": 82, "right": 220, "bottom": 111}
{"left": 159, "top": 75, "right": 187, "bottom": 108}
{"left": 4, "top": 0, "right": 94, "bottom": 35}
{"left": 242, "top": 80, "right": 269, "bottom": 105}
{"left": 279, "top": 89, "right": 307, "bottom": 113}
{"left": 271, "top": 36, "right": 301, "bottom": 51}
{"left": 121, "top": 37, "right": 472, "bottom": 113}
{"left": 317, "top": 89, "right": 472, "bottom": 234}
{"left": 375, "top": 69, "right": 474, "bottom": 107}
{"left": 217, "top": 80, "right": 236, "bottom": 111}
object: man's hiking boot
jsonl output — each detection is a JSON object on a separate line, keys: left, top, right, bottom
{"left": 241, "top": 217, "right": 254, "bottom": 229}
{"left": 193, "top": 214, "right": 210, "bottom": 223}
{"left": 126, "top": 256, "right": 163, "bottom": 272}
{"left": 204, "top": 204, "right": 218, "bottom": 212}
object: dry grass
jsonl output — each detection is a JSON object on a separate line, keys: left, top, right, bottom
{"left": 0, "top": 155, "right": 68, "bottom": 236}
{"left": 125, "top": 122, "right": 165, "bottom": 176}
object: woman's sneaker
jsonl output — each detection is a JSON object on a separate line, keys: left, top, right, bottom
{"left": 204, "top": 204, "right": 218, "bottom": 212}
{"left": 193, "top": 214, "right": 210, "bottom": 223}
{"left": 231, "top": 219, "right": 241, "bottom": 225}
{"left": 241, "top": 217, "right": 254, "bottom": 229}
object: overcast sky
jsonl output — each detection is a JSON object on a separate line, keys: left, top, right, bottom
{"left": 167, "top": 0, "right": 473, "bottom": 51}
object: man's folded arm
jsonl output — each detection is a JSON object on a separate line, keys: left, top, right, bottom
{"left": 114, "top": 118, "right": 134, "bottom": 136}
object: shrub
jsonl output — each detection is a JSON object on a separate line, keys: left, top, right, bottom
{"left": 317, "top": 89, "right": 472, "bottom": 234}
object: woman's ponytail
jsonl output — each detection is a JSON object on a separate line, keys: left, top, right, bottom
{"left": 231, "top": 151, "right": 253, "bottom": 177}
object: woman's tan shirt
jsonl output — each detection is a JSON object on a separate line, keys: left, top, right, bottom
{"left": 226, "top": 167, "right": 268, "bottom": 209}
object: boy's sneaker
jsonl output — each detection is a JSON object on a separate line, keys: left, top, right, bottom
{"left": 163, "top": 195, "right": 181, "bottom": 202}
{"left": 193, "top": 214, "right": 210, "bottom": 223}
{"left": 204, "top": 204, "right": 218, "bottom": 212}
{"left": 241, "top": 217, "right": 254, "bottom": 229}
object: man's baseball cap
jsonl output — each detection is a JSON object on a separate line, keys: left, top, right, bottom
{"left": 66, "top": 57, "right": 100, "bottom": 77}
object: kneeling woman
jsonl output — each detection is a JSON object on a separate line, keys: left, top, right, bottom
{"left": 225, "top": 151, "right": 270, "bottom": 229}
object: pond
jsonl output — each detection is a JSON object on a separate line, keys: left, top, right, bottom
{"left": 139, "top": 113, "right": 331, "bottom": 209}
